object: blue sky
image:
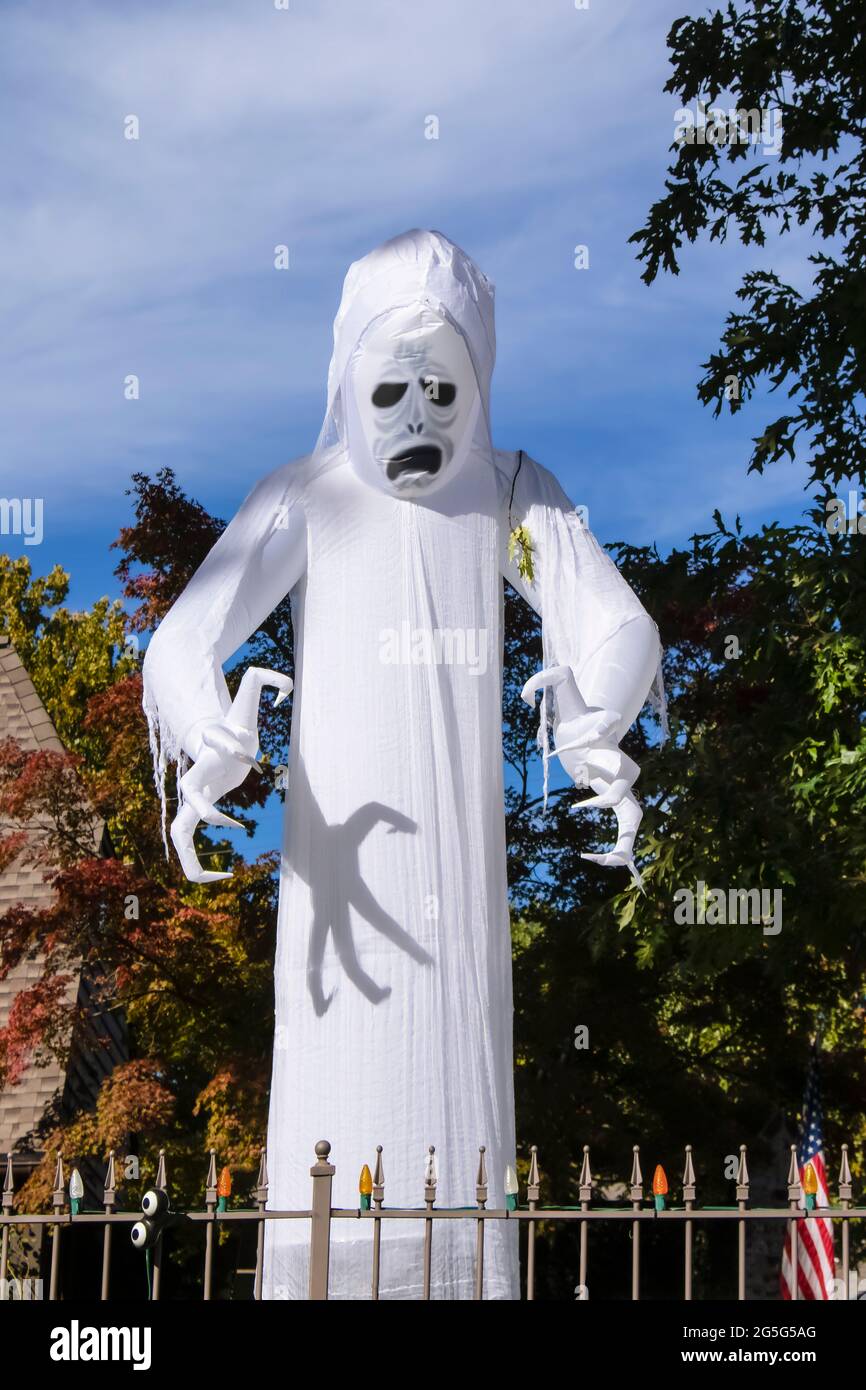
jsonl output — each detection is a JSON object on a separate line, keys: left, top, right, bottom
{"left": 2, "top": 0, "right": 818, "bottom": 602}
{"left": 2, "top": 0, "right": 819, "bottom": 849}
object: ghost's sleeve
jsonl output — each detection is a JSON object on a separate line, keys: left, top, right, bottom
{"left": 500, "top": 451, "right": 665, "bottom": 750}
{"left": 142, "top": 462, "right": 307, "bottom": 780}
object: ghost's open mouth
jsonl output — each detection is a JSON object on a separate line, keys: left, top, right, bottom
{"left": 385, "top": 446, "right": 442, "bottom": 481}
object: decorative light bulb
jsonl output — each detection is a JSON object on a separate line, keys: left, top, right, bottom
{"left": 652, "top": 1164, "right": 669, "bottom": 1211}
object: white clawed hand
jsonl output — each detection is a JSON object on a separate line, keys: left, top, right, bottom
{"left": 170, "top": 667, "right": 293, "bottom": 884}
{"left": 520, "top": 664, "right": 644, "bottom": 886}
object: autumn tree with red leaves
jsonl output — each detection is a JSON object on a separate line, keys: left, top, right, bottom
{"left": 0, "top": 527, "right": 285, "bottom": 1215}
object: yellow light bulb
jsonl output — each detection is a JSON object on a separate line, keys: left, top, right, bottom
{"left": 359, "top": 1164, "right": 373, "bottom": 1197}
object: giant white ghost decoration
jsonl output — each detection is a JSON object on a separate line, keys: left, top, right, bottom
{"left": 142, "top": 230, "right": 664, "bottom": 1300}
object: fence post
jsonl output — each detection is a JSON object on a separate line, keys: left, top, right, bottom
{"left": 1, "top": 1154, "right": 13, "bottom": 1300}
{"left": 839, "top": 1145, "right": 852, "bottom": 1300}
{"left": 371, "top": 1146, "right": 384, "bottom": 1301}
{"left": 253, "top": 1147, "right": 269, "bottom": 1301}
{"left": 101, "top": 1151, "right": 116, "bottom": 1301}
{"left": 203, "top": 1150, "right": 218, "bottom": 1301}
{"left": 736, "top": 1145, "right": 750, "bottom": 1300}
{"left": 308, "top": 1140, "right": 334, "bottom": 1300}
{"left": 526, "top": 1147, "right": 540, "bottom": 1301}
{"left": 151, "top": 1150, "right": 168, "bottom": 1301}
{"left": 682, "top": 1145, "right": 696, "bottom": 1301}
{"left": 578, "top": 1145, "right": 592, "bottom": 1295}
{"left": 49, "top": 1153, "right": 65, "bottom": 1301}
{"left": 629, "top": 1147, "right": 643, "bottom": 1301}
{"left": 422, "top": 1146, "right": 437, "bottom": 1300}
{"left": 786, "top": 1145, "right": 801, "bottom": 1303}
{"left": 474, "top": 1146, "right": 488, "bottom": 1301}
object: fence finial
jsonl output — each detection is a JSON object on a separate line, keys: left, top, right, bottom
{"left": 310, "top": 1140, "right": 334, "bottom": 1177}
{"left": 682, "top": 1144, "right": 696, "bottom": 1202}
{"left": 2, "top": 1153, "right": 14, "bottom": 1211}
{"left": 579, "top": 1145, "right": 592, "bottom": 1203}
{"left": 476, "top": 1146, "right": 488, "bottom": 1205}
{"left": 786, "top": 1144, "right": 800, "bottom": 1203}
{"left": 52, "top": 1153, "right": 66, "bottom": 1212}
{"left": 527, "top": 1146, "right": 540, "bottom": 1202}
{"left": 103, "top": 1151, "right": 117, "bottom": 1207}
{"left": 629, "top": 1145, "right": 643, "bottom": 1201}
{"left": 205, "top": 1149, "right": 218, "bottom": 1205}
{"left": 424, "top": 1146, "right": 437, "bottom": 1199}
{"left": 736, "top": 1144, "right": 750, "bottom": 1201}
{"left": 373, "top": 1144, "right": 384, "bottom": 1201}
{"left": 254, "top": 1146, "right": 269, "bottom": 1203}
{"left": 155, "top": 1148, "right": 168, "bottom": 1193}
{"left": 838, "top": 1143, "right": 852, "bottom": 1201}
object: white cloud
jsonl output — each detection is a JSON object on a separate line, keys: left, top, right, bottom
{"left": 1, "top": 0, "right": 821, "bottom": 561}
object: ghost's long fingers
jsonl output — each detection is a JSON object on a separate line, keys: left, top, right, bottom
{"left": 520, "top": 664, "right": 584, "bottom": 716}
{"left": 169, "top": 802, "right": 233, "bottom": 884}
{"left": 229, "top": 668, "right": 293, "bottom": 730}
{"left": 581, "top": 790, "right": 644, "bottom": 888}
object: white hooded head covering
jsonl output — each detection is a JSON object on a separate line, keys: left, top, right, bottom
{"left": 314, "top": 231, "right": 497, "bottom": 498}
{"left": 324, "top": 228, "right": 496, "bottom": 428}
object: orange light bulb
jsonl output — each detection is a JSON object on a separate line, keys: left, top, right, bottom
{"left": 359, "top": 1164, "right": 373, "bottom": 1197}
{"left": 217, "top": 1166, "right": 232, "bottom": 1199}
{"left": 652, "top": 1164, "right": 669, "bottom": 1196}
{"left": 802, "top": 1162, "right": 818, "bottom": 1197}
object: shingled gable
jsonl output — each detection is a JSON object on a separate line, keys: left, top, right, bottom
{"left": 0, "top": 635, "right": 126, "bottom": 1181}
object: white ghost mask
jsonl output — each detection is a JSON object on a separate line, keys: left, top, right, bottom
{"left": 344, "top": 304, "right": 481, "bottom": 497}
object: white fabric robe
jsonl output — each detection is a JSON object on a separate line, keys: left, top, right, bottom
{"left": 142, "top": 231, "right": 660, "bottom": 1300}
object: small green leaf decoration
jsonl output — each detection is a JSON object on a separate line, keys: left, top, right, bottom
{"left": 508, "top": 524, "right": 535, "bottom": 584}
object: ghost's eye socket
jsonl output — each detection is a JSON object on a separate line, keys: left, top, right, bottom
{"left": 372, "top": 382, "right": 409, "bottom": 408}
{"left": 421, "top": 379, "right": 457, "bottom": 407}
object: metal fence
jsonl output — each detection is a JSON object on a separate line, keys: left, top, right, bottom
{"left": 1, "top": 1139, "right": 863, "bottom": 1301}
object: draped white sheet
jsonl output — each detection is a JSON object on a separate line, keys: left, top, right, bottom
{"left": 142, "top": 231, "right": 662, "bottom": 1299}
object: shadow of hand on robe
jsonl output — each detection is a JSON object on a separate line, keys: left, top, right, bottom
{"left": 288, "top": 760, "right": 434, "bottom": 1016}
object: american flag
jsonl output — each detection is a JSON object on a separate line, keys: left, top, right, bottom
{"left": 780, "top": 1043, "right": 836, "bottom": 1300}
